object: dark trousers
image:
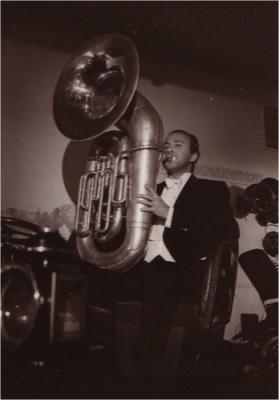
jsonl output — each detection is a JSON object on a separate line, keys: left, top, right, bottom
{"left": 131, "top": 256, "right": 180, "bottom": 361}
{"left": 111, "top": 255, "right": 204, "bottom": 361}
{"left": 107, "top": 256, "right": 180, "bottom": 358}
{"left": 109, "top": 256, "right": 206, "bottom": 397}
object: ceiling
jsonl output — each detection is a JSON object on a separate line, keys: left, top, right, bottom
{"left": 2, "top": 1, "right": 278, "bottom": 91}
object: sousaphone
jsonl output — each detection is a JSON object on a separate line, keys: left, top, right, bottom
{"left": 53, "top": 33, "right": 163, "bottom": 272}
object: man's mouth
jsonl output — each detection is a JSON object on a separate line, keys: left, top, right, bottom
{"left": 162, "top": 154, "right": 176, "bottom": 163}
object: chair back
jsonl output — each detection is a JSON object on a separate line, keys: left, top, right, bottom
{"left": 182, "top": 239, "right": 239, "bottom": 331}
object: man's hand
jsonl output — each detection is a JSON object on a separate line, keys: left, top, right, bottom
{"left": 137, "top": 184, "right": 169, "bottom": 219}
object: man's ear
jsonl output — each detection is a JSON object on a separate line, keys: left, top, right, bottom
{"left": 190, "top": 152, "right": 199, "bottom": 163}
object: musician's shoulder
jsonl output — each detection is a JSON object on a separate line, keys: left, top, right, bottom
{"left": 195, "top": 176, "right": 228, "bottom": 190}
{"left": 195, "top": 175, "right": 224, "bottom": 183}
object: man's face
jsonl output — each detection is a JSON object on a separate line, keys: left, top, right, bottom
{"left": 162, "top": 132, "right": 197, "bottom": 177}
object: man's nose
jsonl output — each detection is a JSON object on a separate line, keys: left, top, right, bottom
{"left": 165, "top": 146, "right": 173, "bottom": 154}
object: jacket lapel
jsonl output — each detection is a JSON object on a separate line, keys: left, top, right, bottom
{"left": 173, "top": 174, "right": 198, "bottom": 209}
{"left": 156, "top": 174, "right": 198, "bottom": 207}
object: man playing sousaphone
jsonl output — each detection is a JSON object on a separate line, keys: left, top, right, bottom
{"left": 118, "top": 129, "right": 239, "bottom": 396}
{"left": 53, "top": 33, "right": 239, "bottom": 397}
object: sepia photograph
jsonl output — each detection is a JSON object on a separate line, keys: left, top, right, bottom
{"left": 1, "top": 1, "right": 278, "bottom": 399}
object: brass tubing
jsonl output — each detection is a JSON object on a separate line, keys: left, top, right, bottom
{"left": 76, "top": 92, "right": 163, "bottom": 272}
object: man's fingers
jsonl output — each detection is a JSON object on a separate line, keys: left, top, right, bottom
{"left": 137, "top": 198, "right": 152, "bottom": 206}
{"left": 137, "top": 193, "right": 153, "bottom": 201}
{"left": 140, "top": 206, "right": 153, "bottom": 213}
{"left": 145, "top": 184, "right": 157, "bottom": 194}
{"left": 137, "top": 185, "right": 160, "bottom": 213}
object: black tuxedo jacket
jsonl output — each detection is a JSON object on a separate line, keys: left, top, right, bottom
{"left": 156, "top": 174, "right": 239, "bottom": 266}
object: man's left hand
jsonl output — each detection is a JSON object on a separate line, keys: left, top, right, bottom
{"left": 137, "top": 184, "right": 169, "bottom": 219}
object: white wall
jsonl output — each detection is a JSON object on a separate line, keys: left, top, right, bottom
{"left": 2, "top": 38, "right": 278, "bottom": 339}
{"left": 2, "top": 39, "right": 70, "bottom": 212}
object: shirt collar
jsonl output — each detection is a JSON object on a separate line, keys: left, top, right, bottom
{"left": 165, "top": 172, "right": 191, "bottom": 189}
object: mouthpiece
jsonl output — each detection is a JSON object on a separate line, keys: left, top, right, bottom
{"left": 162, "top": 154, "right": 176, "bottom": 163}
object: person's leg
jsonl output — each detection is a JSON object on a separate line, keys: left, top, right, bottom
{"left": 239, "top": 249, "right": 278, "bottom": 329}
{"left": 131, "top": 257, "right": 178, "bottom": 359}
{"left": 131, "top": 257, "right": 179, "bottom": 397}
{"left": 239, "top": 249, "right": 278, "bottom": 303}
{"left": 108, "top": 260, "right": 144, "bottom": 302}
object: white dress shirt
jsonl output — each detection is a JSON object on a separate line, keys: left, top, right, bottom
{"left": 144, "top": 172, "right": 192, "bottom": 263}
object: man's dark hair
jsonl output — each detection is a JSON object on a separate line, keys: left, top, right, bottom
{"left": 169, "top": 130, "right": 200, "bottom": 155}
